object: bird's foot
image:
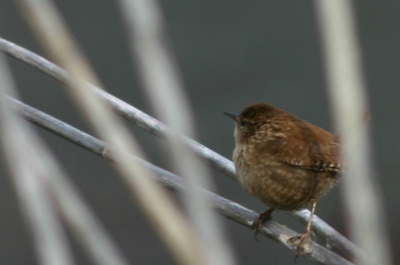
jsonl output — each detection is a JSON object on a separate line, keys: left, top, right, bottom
{"left": 287, "top": 232, "right": 312, "bottom": 260}
{"left": 252, "top": 208, "right": 274, "bottom": 240}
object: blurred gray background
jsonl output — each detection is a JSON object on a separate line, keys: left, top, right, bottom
{"left": 1, "top": 1, "right": 399, "bottom": 264}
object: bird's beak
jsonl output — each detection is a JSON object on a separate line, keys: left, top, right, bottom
{"left": 223, "top": 112, "right": 237, "bottom": 121}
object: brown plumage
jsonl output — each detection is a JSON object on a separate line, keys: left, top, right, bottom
{"left": 225, "top": 102, "right": 341, "bottom": 254}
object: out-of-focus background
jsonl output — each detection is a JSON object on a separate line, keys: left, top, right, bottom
{"left": 1, "top": 1, "right": 399, "bottom": 264}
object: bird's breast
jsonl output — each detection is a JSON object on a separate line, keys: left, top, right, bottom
{"left": 233, "top": 144, "right": 338, "bottom": 210}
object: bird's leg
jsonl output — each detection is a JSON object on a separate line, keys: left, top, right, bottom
{"left": 288, "top": 201, "right": 317, "bottom": 256}
{"left": 252, "top": 208, "right": 275, "bottom": 238}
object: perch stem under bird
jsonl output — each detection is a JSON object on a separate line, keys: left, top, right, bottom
{"left": 224, "top": 103, "right": 341, "bottom": 255}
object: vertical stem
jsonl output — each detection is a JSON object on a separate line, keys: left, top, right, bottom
{"left": 314, "top": 1, "right": 392, "bottom": 265}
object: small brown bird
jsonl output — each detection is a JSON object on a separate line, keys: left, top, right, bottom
{"left": 224, "top": 102, "right": 341, "bottom": 253}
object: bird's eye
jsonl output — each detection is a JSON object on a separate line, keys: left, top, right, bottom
{"left": 240, "top": 120, "right": 252, "bottom": 127}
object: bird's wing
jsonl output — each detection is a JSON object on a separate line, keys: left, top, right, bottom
{"left": 276, "top": 121, "right": 341, "bottom": 172}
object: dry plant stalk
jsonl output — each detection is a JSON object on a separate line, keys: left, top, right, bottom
{"left": 14, "top": 0, "right": 206, "bottom": 264}
{"left": 0, "top": 54, "right": 133, "bottom": 265}
{"left": 315, "top": 1, "right": 392, "bottom": 265}
{"left": 0, "top": 54, "right": 74, "bottom": 265}
{"left": 118, "top": 0, "right": 235, "bottom": 264}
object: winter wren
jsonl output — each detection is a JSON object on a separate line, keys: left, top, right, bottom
{"left": 224, "top": 102, "right": 341, "bottom": 253}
